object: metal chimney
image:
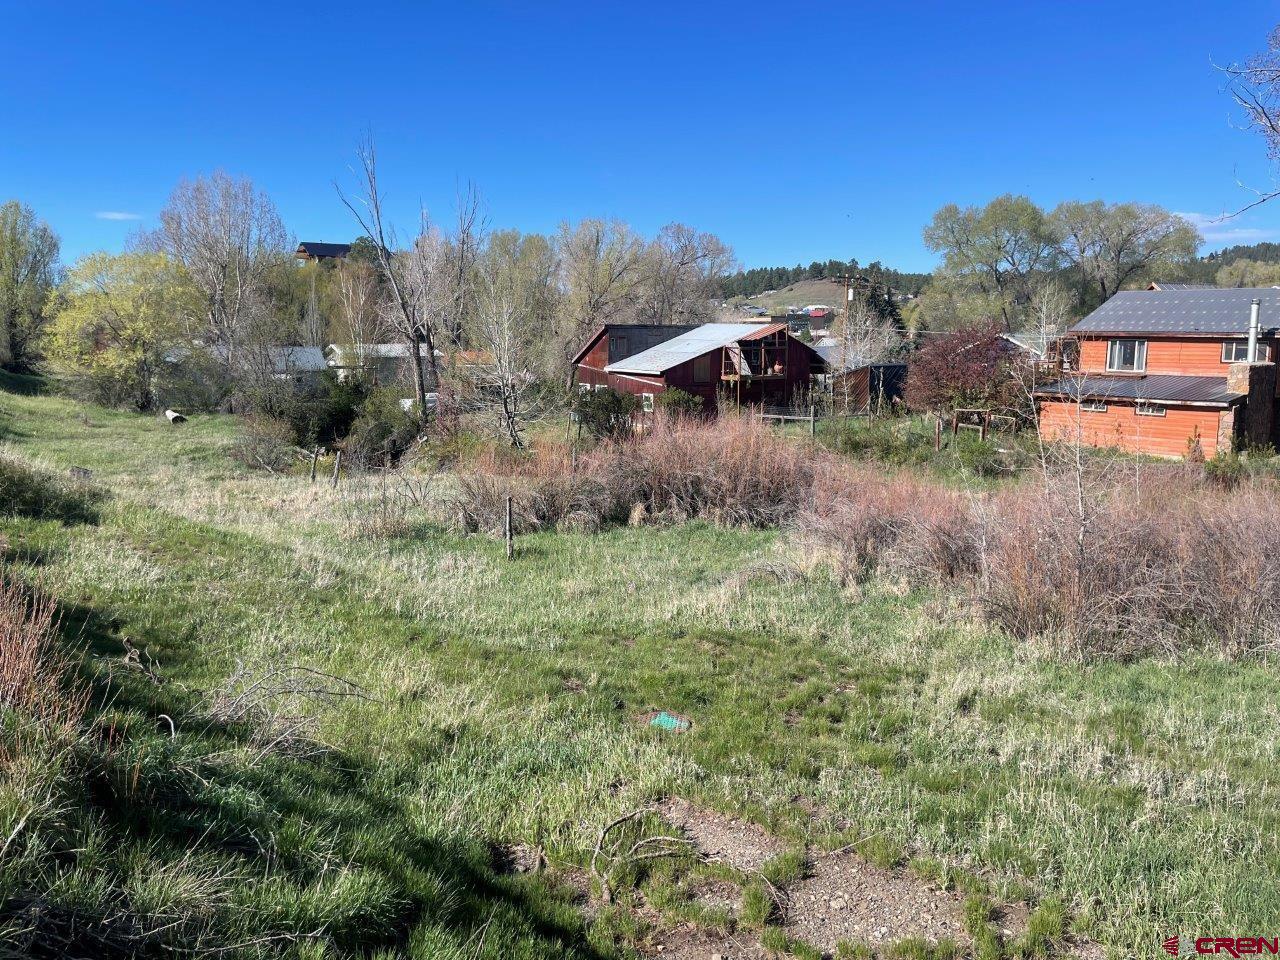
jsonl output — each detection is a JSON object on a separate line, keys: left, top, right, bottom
{"left": 1249, "top": 298, "right": 1261, "bottom": 363}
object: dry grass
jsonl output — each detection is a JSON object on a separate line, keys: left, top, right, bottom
{"left": 0, "top": 572, "right": 88, "bottom": 766}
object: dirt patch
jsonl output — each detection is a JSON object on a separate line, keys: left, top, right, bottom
{"left": 1061, "top": 935, "right": 1108, "bottom": 959}
{"left": 657, "top": 798, "right": 787, "bottom": 873}
{"left": 782, "top": 851, "right": 967, "bottom": 954}
{"left": 491, "top": 842, "right": 544, "bottom": 875}
{"left": 638, "top": 924, "right": 766, "bottom": 959}
{"left": 686, "top": 877, "right": 741, "bottom": 917}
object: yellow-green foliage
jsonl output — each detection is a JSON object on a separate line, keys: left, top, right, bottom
{"left": 46, "top": 251, "right": 200, "bottom": 409}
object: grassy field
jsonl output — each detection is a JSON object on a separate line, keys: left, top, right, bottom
{"left": 2, "top": 379, "right": 1278, "bottom": 958}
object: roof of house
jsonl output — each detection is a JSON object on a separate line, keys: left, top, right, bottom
{"left": 605, "top": 322, "right": 786, "bottom": 375}
{"left": 296, "top": 241, "right": 352, "bottom": 259}
{"left": 569, "top": 323, "right": 700, "bottom": 366}
{"left": 1070, "top": 287, "right": 1280, "bottom": 336}
{"left": 812, "top": 343, "right": 885, "bottom": 373}
{"left": 1035, "top": 373, "right": 1244, "bottom": 406}
{"left": 1146, "top": 281, "right": 1216, "bottom": 291}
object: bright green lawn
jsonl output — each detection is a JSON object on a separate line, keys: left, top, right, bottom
{"left": 1, "top": 380, "right": 1278, "bottom": 959}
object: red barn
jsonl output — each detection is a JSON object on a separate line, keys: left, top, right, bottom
{"left": 572, "top": 321, "right": 823, "bottom": 412}
{"left": 1034, "top": 287, "right": 1280, "bottom": 458}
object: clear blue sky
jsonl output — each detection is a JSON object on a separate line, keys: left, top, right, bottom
{"left": 3, "top": 0, "right": 1279, "bottom": 272}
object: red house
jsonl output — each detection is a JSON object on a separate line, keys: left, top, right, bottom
{"left": 1035, "top": 287, "right": 1280, "bottom": 458}
{"left": 572, "top": 321, "right": 823, "bottom": 412}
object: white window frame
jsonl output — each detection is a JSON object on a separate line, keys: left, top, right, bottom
{"left": 1080, "top": 400, "right": 1108, "bottom": 413}
{"left": 594, "top": 384, "right": 608, "bottom": 393}
{"left": 578, "top": 382, "right": 592, "bottom": 395}
{"left": 1106, "top": 339, "right": 1147, "bottom": 373}
{"left": 1222, "top": 340, "right": 1270, "bottom": 363}
{"left": 641, "top": 392, "right": 655, "bottom": 413}
{"left": 1135, "top": 402, "right": 1165, "bottom": 417}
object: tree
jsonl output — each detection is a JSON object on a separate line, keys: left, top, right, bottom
{"left": 338, "top": 139, "right": 470, "bottom": 419}
{"left": 1223, "top": 26, "right": 1280, "bottom": 212}
{"left": 46, "top": 252, "right": 199, "bottom": 410}
{"left": 556, "top": 219, "right": 645, "bottom": 384}
{"left": 0, "top": 200, "right": 61, "bottom": 369}
{"left": 903, "top": 321, "right": 1016, "bottom": 413}
{"left": 331, "top": 260, "right": 386, "bottom": 365}
{"left": 1051, "top": 201, "right": 1200, "bottom": 306}
{"left": 1216, "top": 257, "right": 1280, "bottom": 287}
{"left": 636, "top": 223, "right": 735, "bottom": 326}
{"left": 923, "top": 194, "right": 1060, "bottom": 329}
{"left": 469, "top": 230, "right": 556, "bottom": 447}
{"left": 149, "top": 171, "right": 290, "bottom": 384}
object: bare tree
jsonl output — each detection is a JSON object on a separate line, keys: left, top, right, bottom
{"left": 337, "top": 140, "right": 441, "bottom": 417}
{"left": 1223, "top": 26, "right": 1280, "bottom": 213}
{"left": 637, "top": 223, "right": 735, "bottom": 326}
{"left": 151, "top": 171, "right": 290, "bottom": 379}
{"left": 469, "top": 231, "right": 556, "bottom": 447}
{"left": 555, "top": 218, "right": 645, "bottom": 384}
{"left": 332, "top": 260, "right": 385, "bottom": 370}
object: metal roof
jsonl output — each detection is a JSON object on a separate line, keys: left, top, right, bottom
{"left": 1035, "top": 373, "right": 1244, "bottom": 406}
{"left": 1147, "top": 282, "right": 1215, "bottom": 291}
{"left": 1070, "top": 287, "right": 1280, "bottom": 336}
{"left": 296, "top": 241, "right": 351, "bottom": 259}
{"left": 813, "top": 343, "right": 875, "bottom": 373}
{"left": 605, "top": 322, "right": 782, "bottom": 374}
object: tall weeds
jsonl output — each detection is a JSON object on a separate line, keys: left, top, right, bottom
{"left": 449, "top": 413, "right": 1280, "bottom": 661}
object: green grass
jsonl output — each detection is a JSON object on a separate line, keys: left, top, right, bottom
{"left": 2, "top": 384, "right": 1279, "bottom": 958}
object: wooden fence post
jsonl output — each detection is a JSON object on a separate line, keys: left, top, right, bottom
{"left": 504, "top": 495, "right": 514, "bottom": 560}
{"left": 809, "top": 405, "right": 816, "bottom": 439}
{"left": 980, "top": 412, "right": 989, "bottom": 443}
{"left": 330, "top": 449, "right": 343, "bottom": 489}
{"left": 309, "top": 448, "right": 320, "bottom": 483}
{"left": 934, "top": 416, "right": 943, "bottom": 451}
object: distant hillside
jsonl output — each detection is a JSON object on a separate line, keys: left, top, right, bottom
{"left": 721, "top": 259, "right": 930, "bottom": 301}
{"left": 732, "top": 278, "right": 850, "bottom": 314}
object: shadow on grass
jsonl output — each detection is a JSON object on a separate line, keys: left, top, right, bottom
{"left": 0, "top": 594, "right": 612, "bottom": 960}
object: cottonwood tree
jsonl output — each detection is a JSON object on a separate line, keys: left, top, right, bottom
{"left": 923, "top": 194, "right": 1060, "bottom": 330}
{"left": 637, "top": 223, "right": 735, "bottom": 326}
{"left": 1051, "top": 201, "right": 1200, "bottom": 306}
{"left": 47, "top": 252, "right": 199, "bottom": 410}
{"left": 1216, "top": 257, "right": 1280, "bottom": 287}
{"left": 555, "top": 218, "right": 645, "bottom": 383}
{"left": 150, "top": 172, "right": 290, "bottom": 382}
{"left": 469, "top": 231, "right": 556, "bottom": 446}
{"left": 0, "top": 200, "right": 61, "bottom": 369}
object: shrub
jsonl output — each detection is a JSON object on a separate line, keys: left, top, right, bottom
{"left": 904, "top": 321, "right": 1018, "bottom": 413}
{"left": 241, "top": 371, "right": 367, "bottom": 447}
{"left": 0, "top": 454, "right": 105, "bottom": 524}
{"left": 344, "top": 390, "right": 422, "bottom": 469}
{"left": 0, "top": 571, "right": 88, "bottom": 767}
{"left": 574, "top": 387, "right": 637, "bottom": 440}
{"left": 229, "top": 416, "right": 297, "bottom": 473}
{"left": 654, "top": 388, "right": 705, "bottom": 418}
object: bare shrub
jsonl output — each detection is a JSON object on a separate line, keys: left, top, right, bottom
{"left": 203, "top": 661, "right": 371, "bottom": 764}
{"left": 228, "top": 416, "right": 297, "bottom": 473}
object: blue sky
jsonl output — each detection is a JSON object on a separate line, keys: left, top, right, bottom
{"left": 2, "top": 1, "right": 1279, "bottom": 272}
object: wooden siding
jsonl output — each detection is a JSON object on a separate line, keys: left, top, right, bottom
{"left": 1039, "top": 399, "right": 1225, "bottom": 458}
{"left": 573, "top": 331, "right": 817, "bottom": 412}
{"left": 1077, "top": 335, "right": 1276, "bottom": 376}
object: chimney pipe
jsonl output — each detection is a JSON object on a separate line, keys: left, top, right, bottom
{"left": 1249, "top": 298, "right": 1261, "bottom": 363}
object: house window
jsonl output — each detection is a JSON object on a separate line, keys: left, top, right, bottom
{"left": 693, "top": 355, "right": 712, "bottom": 384}
{"left": 578, "top": 382, "right": 592, "bottom": 395}
{"left": 1135, "top": 402, "right": 1165, "bottom": 417}
{"left": 1222, "top": 340, "right": 1270, "bottom": 362}
{"left": 1080, "top": 400, "right": 1108, "bottom": 413}
{"left": 594, "top": 384, "right": 608, "bottom": 393}
{"left": 1106, "top": 339, "right": 1147, "bottom": 372}
{"left": 641, "top": 392, "right": 654, "bottom": 412}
